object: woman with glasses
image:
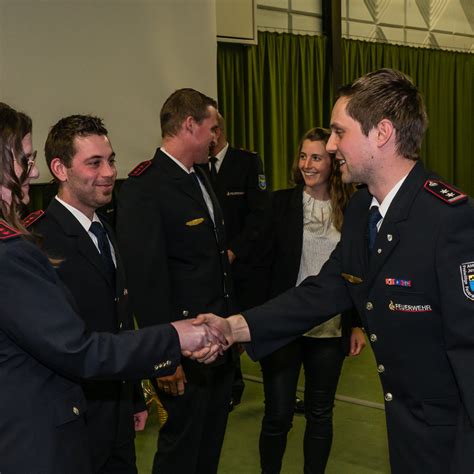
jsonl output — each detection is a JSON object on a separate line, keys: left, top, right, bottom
{"left": 0, "top": 104, "right": 217, "bottom": 473}
{"left": 258, "top": 127, "right": 366, "bottom": 474}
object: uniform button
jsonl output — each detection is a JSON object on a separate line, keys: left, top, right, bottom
{"left": 73, "top": 406, "right": 80, "bottom": 416}
{"left": 166, "top": 360, "right": 171, "bottom": 366}
{"left": 370, "top": 334, "right": 378, "bottom": 342}
{"left": 114, "top": 297, "right": 118, "bottom": 302}
{"left": 122, "top": 380, "right": 126, "bottom": 384}
{"left": 153, "top": 364, "right": 161, "bottom": 371}
{"left": 123, "top": 288, "right": 128, "bottom": 296}
{"left": 384, "top": 393, "right": 393, "bottom": 402}
{"left": 377, "top": 248, "right": 382, "bottom": 254}
{"left": 387, "top": 234, "right": 393, "bottom": 242}
{"left": 366, "top": 302, "right": 373, "bottom": 311}
{"left": 377, "top": 364, "right": 385, "bottom": 373}
{"left": 224, "top": 293, "right": 230, "bottom": 298}
{"left": 182, "top": 310, "right": 189, "bottom": 317}
{"left": 223, "top": 272, "right": 227, "bottom": 277}
{"left": 119, "top": 322, "right": 123, "bottom": 329}
{"left": 220, "top": 250, "right": 225, "bottom": 255}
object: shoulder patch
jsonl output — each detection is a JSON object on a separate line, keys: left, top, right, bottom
{"left": 129, "top": 160, "right": 152, "bottom": 177}
{"left": 424, "top": 180, "right": 467, "bottom": 205}
{"left": 23, "top": 210, "right": 45, "bottom": 228}
{"left": 0, "top": 220, "right": 22, "bottom": 240}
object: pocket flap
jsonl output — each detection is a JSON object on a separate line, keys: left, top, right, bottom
{"left": 53, "top": 385, "right": 87, "bottom": 427}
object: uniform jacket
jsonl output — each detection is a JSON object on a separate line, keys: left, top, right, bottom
{"left": 117, "top": 149, "right": 236, "bottom": 366}
{"left": 244, "top": 161, "right": 474, "bottom": 473}
{"left": 267, "top": 185, "right": 361, "bottom": 355}
{"left": 0, "top": 233, "right": 181, "bottom": 474}
{"left": 33, "top": 198, "right": 145, "bottom": 468}
{"left": 199, "top": 146, "right": 269, "bottom": 309}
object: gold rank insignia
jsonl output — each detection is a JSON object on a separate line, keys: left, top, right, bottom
{"left": 186, "top": 217, "right": 205, "bottom": 226}
{"left": 341, "top": 273, "right": 363, "bottom": 284}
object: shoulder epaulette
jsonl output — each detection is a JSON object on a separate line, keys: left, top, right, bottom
{"left": 23, "top": 210, "right": 45, "bottom": 228}
{"left": 0, "top": 220, "right": 22, "bottom": 240}
{"left": 424, "top": 179, "right": 467, "bottom": 205}
{"left": 128, "top": 160, "right": 152, "bottom": 177}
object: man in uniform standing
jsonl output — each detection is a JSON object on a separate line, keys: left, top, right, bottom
{"left": 116, "top": 89, "right": 235, "bottom": 474}
{"left": 201, "top": 112, "right": 269, "bottom": 407}
{"left": 35, "top": 115, "right": 149, "bottom": 473}
{"left": 195, "top": 69, "right": 474, "bottom": 474}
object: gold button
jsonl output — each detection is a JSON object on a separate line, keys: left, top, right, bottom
{"left": 377, "top": 364, "right": 385, "bottom": 373}
{"left": 384, "top": 393, "right": 393, "bottom": 402}
{"left": 370, "top": 334, "right": 377, "bottom": 342}
{"left": 73, "top": 407, "right": 80, "bottom": 416}
{"left": 366, "top": 302, "right": 373, "bottom": 311}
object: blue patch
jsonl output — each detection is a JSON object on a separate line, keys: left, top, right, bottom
{"left": 258, "top": 174, "right": 267, "bottom": 190}
{"left": 460, "top": 262, "right": 474, "bottom": 301}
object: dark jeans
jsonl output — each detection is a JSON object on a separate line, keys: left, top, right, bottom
{"left": 259, "top": 337, "right": 345, "bottom": 474}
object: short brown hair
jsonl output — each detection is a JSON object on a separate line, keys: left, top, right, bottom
{"left": 160, "top": 88, "right": 217, "bottom": 138}
{"left": 339, "top": 68, "right": 428, "bottom": 160}
{"left": 45, "top": 115, "right": 108, "bottom": 175}
{"left": 292, "top": 127, "right": 354, "bottom": 232}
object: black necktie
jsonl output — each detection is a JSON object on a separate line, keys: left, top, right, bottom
{"left": 209, "top": 156, "right": 218, "bottom": 188}
{"left": 367, "top": 205, "right": 382, "bottom": 253}
{"left": 89, "top": 221, "right": 116, "bottom": 281}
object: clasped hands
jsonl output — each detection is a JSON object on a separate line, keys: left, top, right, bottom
{"left": 170, "top": 313, "right": 250, "bottom": 364}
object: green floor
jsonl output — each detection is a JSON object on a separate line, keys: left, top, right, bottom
{"left": 136, "top": 346, "right": 390, "bottom": 473}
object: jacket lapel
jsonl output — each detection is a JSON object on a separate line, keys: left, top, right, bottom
{"left": 47, "top": 199, "right": 115, "bottom": 289}
{"left": 365, "top": 161, "right": 427, "bottom": 288}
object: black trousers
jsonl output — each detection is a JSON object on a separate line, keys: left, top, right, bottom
{"left": 259, "top": 337, "right": 345, "bottom": 474}
{"left": 152, "top": 360, "right": 234, "bottom": 474}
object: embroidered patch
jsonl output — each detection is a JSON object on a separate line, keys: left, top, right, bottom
{"left": 385, "top": 278, "right": 412, "bottom": 287}
{"left": 128, "top": 160, "right": 152, "bottom": 177}
{"left": 424, "top": 180, "right": 467, "bottom": 205}
{"left": 258, "top": 174, "right": 267, "bottom": 190}
{"left": 388, "top": 300, "right": 432, "bottom": 312}
{"left": 186, "top": 218, "right": 204, "bottom": 227}
{"left": 23, "top": 210, "right": 45, "bottom": 228}
{"left": 460, "top": 262, "right": 474, "bottom": 301}
{"left": 0, "top": 220, "right": 22, "bottom": 240}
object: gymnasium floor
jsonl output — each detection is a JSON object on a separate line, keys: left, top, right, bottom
{"left": 136, "top": 346, "right": 391, "bottom": 473}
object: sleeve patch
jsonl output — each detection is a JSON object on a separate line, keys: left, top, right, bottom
{"left": 129, "top": 160, "right": 152, "bottom": 177}
{"left": 0, "top": 220, "right": 22, "bottom": 240}
{"left": 460, "top": 262, "right": 474, "bottom": 301}
{"left": 424, "top": 180, "right": 467, "bottom": 205}
{"left": 23, "top": 210, "right": 45, "bottom": 228}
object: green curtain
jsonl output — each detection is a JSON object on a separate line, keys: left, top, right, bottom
{"left": 217, "top": 32, "right": 473, "bottom": 196}
{"left": 217, "top": 32, "right": 331, "bottom": 191}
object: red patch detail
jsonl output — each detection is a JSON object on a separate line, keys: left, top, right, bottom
{"left": 0, "top": 221, "right": 22, "bottom": 240}
{"left": 23, "top": 210, "right": 45, "bottom": 228}
{"left": 129, "top": 160, "right": 152, "bottom": 177}
{"left": 424, "top": 180, "right": 467, "bottom": 205}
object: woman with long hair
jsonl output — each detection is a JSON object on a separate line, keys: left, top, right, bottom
{"left": 259, "top": 127, "right": 366, "bottom": 474}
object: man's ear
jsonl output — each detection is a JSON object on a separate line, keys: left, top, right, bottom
{"left": 183, "top": 116, "right": 195, "bottom": 134}
{"left": 375, "top": 119, "right": 394, "bottom": 148}
{"left": 49, "top": 157, "right": 68, "bottom": 182}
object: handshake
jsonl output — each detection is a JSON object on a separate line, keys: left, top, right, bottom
{"left": 170, "top": 313, "right": 251, "bottom": 364}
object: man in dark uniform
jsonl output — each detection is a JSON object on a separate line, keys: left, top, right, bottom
{"left": 200, "top": 113, "right": 269, "bottom": 407}
{"left": 195, "top": 69, "right": 474, "bottom": 474}
{"left": 116, "top": 89, "right": 236, "bottom": 474}
{"left": 34, "top": 115, "right": 147, "bottom": 473}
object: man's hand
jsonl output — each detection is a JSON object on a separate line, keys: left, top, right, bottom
{"left": 156, "top": 365, "right": 187, "bottom": 396}
{"left": 171, "top": 318, "right": 227, "bottom": 353}
{"left": 133, "top": 409, "right": 149, "bottom": 431}
{"left": 349, "top": 327, "right": 366, "bottom": 356}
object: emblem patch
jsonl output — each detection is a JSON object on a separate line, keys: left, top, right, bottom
{"left": 460, "top": 262, "right": 474, "bottom": 301}
{"left": 258, "top": 174, "right": 267, "bottom": 190}
{"left": 385, "top": 278, "right": 412, "bottom": 287}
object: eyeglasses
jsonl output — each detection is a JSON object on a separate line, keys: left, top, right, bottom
{"left": 25, "top": 150, "right": 37, "bottom": 176}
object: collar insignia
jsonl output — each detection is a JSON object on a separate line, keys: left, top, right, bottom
{"left": 23, "top": 210, "right": 45, "bottom": 228}
{"left": 129, "top": 160, "right": 152, "bottom": 177}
